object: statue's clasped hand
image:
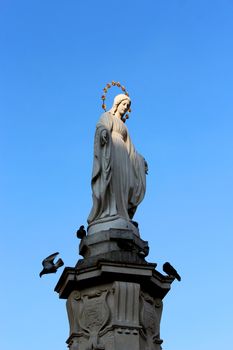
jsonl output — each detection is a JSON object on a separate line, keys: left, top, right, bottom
{"left": 101, "top": 130, "right": 109, "bottom": 146}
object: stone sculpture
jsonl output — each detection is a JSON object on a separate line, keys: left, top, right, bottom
{"left": 54, "top": 82, "right": 177, "bottom": 350}
{"left": 88, "top": 93, "right": 148, "bottom": 235}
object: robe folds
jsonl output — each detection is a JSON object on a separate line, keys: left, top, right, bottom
{"left": 88, "top": 112, "right": 146, "bottom": 224}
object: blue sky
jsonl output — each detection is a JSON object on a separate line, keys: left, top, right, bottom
{"left": 1, "top": 1, "right": 233, "bottom": 349}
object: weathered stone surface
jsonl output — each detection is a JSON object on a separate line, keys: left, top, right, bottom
{"left": 87, "top": 216, "right": 140, "bottom": 237}
{"left": 55, "top": 242, "right": 174, "bottom": 350}
{"left": 55, "top": 259, "right": 173, "bottom": 300}
{"left": 55, "top": 226, "right": 174, "bottom": 350}
{"left": 78, "top": 228, "right": 149, "bottom": 268}
{"left": 65, "top": 281, "right": 165, "bottom": 350}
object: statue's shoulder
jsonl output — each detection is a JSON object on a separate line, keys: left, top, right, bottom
{"left": 99, "top": 111, "right": 112, "bottom": 121}
{"left": 98, "top": 112, "right": 113, "bottom": 129}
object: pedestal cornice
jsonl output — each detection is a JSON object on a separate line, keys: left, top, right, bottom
{"left": 55, "top": 260, "right": 174, "bottom": 300}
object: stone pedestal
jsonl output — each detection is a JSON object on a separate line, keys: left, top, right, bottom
{"left": 55, "top": 229, "right": 174, "bottom": 350}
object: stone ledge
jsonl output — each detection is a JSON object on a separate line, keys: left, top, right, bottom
{"left": 55, "top": 260, "right": 174, "bottom": 299}
{"left": 78, "top": 228, "right": 150, "bottom": 264}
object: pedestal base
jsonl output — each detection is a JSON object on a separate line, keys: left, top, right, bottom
{"left": 87, "top": 216, "right": 140, "bottom": 237}
{"left": 65, "top": 281, "right": 163, "bottom": 350}
{"left": 55, "top": 229, "right": 174, "bottom": 350}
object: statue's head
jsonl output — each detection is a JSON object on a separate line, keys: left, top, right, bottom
{"left": 110, "top": 94, "right": 131, "bottom": 118}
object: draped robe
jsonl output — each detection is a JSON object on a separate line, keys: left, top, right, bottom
{"left": 88, "top": 112, "right": 146, "bottom": 224}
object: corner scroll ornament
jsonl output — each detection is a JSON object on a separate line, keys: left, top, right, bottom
{"left": 140, "top": 292, "right": 163, "bottom": 349}
{"left": 78, "top": 289, "right": 111, "bottom": 350}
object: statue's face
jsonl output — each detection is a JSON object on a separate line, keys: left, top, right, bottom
{"left": 117, "top": 99, "right": 130, "bottom": 117}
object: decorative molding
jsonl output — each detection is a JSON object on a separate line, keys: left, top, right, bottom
{"left": 67, "top": 288, "right": 112, "bottom": 350}
{"left": 140, "top": 292, "right": 163, "bottom": 349}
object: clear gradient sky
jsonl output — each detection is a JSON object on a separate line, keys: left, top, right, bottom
{"left": 1, "top": 1, "right": 233, "bottom": 350}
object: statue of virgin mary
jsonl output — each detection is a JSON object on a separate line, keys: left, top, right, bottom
{"left": 87, "top": 94, "right": 147, "bottom": 235}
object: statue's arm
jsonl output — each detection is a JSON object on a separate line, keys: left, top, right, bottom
{"left": 97, "top": 113, "right": 112, "bottom": 146}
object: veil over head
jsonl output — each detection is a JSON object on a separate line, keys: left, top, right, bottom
{"left": 110, "top": 94, "right": 131, "bottom": 115}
